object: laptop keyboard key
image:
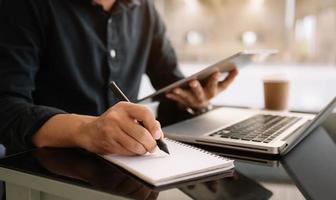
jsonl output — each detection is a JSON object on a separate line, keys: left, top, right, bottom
{"left": 252, "top": 138, "right": 263, "bottom": 142}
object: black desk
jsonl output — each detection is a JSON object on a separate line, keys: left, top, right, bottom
{"left": 0, "top": 104, "right": 336, "bottom": 200}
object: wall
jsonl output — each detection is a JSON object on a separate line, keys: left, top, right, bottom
{"left": 154, "top": 0, "right": 336, "bottom": 64}
{"left": 295, "top": 0, "right": 336, "bottom": 64}
{"left": 155, "top": 0, "right": 287, "bottom": 62}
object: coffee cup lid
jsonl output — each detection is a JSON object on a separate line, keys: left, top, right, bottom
{"left": 263, "top": 74, "right": 289, "bottom": 83}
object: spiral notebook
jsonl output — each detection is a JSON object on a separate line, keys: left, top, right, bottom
{"left": 101, "top": 139, "right": 234, "bottom": 186}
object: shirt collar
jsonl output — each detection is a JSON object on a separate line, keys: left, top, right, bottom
{"left": 89, "top": 0, "right": 141, "bottom": 15}
{"left": 90, "top": 0, "right": 141, "bottom": 11}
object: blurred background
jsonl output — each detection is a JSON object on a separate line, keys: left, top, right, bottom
{"left": 140, "top": 0, "right": 336, "bottom": 112}
{"left": 154, "top": 0, "right": 336, "bottom": 64}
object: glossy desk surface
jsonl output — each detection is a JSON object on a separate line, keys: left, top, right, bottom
{"left": 0, "top": 106, "right": 336, "bottom": 200}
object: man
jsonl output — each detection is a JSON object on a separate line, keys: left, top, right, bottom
{"left": 0, "top": 0, "right": 237, "bottom": 155}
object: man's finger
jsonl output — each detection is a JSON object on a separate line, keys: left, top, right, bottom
{"left": 218, "top": 69, "right": 238, "bottom": 91}
{"left": 205, "top": 72, "right": 220, "bottom": 98}
{"left": 166, "top": 93, "right": 188, "bottom": 106}
{"left": 120, "top": 118, "right": 157, "bottom": 153}
{"left": 173, "top": 88, "right": 198, "bottom": 106}
{"left": 189, "top": 80, "right": 206, "bottom": 103}
{"left": 115, "top": 128, "right": 148, "bottom": 155}
{"left": 99, "top": 137, "right": 135, "bottom": 156}
{"left": 122, "top": 103, "right": 162, "bottom": 140}
{"left": 113, "top": 141, "right": 135, "bottom": 156}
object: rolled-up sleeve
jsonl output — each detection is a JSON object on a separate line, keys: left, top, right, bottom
{"left": 0, "top": 0, "right": 66, "bottom": 153}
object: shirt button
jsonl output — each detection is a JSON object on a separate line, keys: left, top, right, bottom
{"left": 110, "top": 49, "right": 117, "bottom": 59}
{"left": 108, "top": 18, "right": 112, "bottom": 24}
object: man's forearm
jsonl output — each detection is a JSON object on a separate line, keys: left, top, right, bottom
{"left": 32, "top": 114, "right": 96, "bottom": 148}
{"left": 32, "top": 102, "right": 163, "bottom": 155}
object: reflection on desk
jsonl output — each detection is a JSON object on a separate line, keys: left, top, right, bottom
{"left": 34, "top": 149, "right": 271, "bottom": 199}
{"left": 0, "top": 106, "right": 336, "bottom": 200}
{"left": 33, "top": 149, "right": 159, "bottom": 200}
{"left": 0, "top": 148, "right": 240, "bottom": 200}
{"left": 180, "top": 172, "right": 272, "bottom": 200}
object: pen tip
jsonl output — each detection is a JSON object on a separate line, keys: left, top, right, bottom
{"left": 164, "top": 149, "right": 170, "bottom": 155}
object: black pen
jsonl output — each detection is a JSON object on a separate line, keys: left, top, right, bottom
{"left": 109, "top": 81, "right": 170, "bottom": 155}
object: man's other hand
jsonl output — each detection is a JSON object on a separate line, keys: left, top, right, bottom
{"left": 165, "top": 68, "right": 238, "bottom": 109}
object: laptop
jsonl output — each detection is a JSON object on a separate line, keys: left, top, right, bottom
{"left": 163, "top": 97, "right": 336, "bottom": 155}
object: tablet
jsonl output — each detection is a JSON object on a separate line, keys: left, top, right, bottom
{"left": 137, "top": 49, "right": 277, "bottom": 103}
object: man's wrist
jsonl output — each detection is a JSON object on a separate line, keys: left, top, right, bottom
{"left": 72, "top": 114, "right": 97, "bottom": 149}
{"left": 32, "top": 113, "right": 96, "bottom": 149}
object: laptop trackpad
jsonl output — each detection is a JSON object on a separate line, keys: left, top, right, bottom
{"left": 163, "top": 107, "right": 256, "bottom": 137}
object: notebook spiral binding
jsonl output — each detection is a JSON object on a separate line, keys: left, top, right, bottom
{"left": 166, "top": 138, "right": 231, "bottom": 161}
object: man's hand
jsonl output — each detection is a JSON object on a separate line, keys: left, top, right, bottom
{"left": 33, "top": 102, "right": 163, "bottom": 156}
{"left": 77, "top": 102, "right": 163, "bottom": 155}
{"left": 166, "top": 69, "right": 238, "bottom": 109}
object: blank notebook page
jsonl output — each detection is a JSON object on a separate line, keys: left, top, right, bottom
{"left": 101, "top": 139, "right": 234, "bottom": 186}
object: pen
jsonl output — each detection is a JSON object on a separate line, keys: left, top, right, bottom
{"left": 109, "top": 81, "right": 170, "bottom": 155}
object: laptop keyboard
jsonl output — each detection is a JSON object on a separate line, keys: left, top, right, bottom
{"left": 209, "top": 114, "right": 301, "bottom": 143}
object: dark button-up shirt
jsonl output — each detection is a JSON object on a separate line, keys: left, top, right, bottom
{"left": 0, "top": 0, "right": 183, "bottom": 153}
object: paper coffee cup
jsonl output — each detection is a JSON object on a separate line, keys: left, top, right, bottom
{"left": 263, "top": 75, "right": 289, "bottom": 110}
